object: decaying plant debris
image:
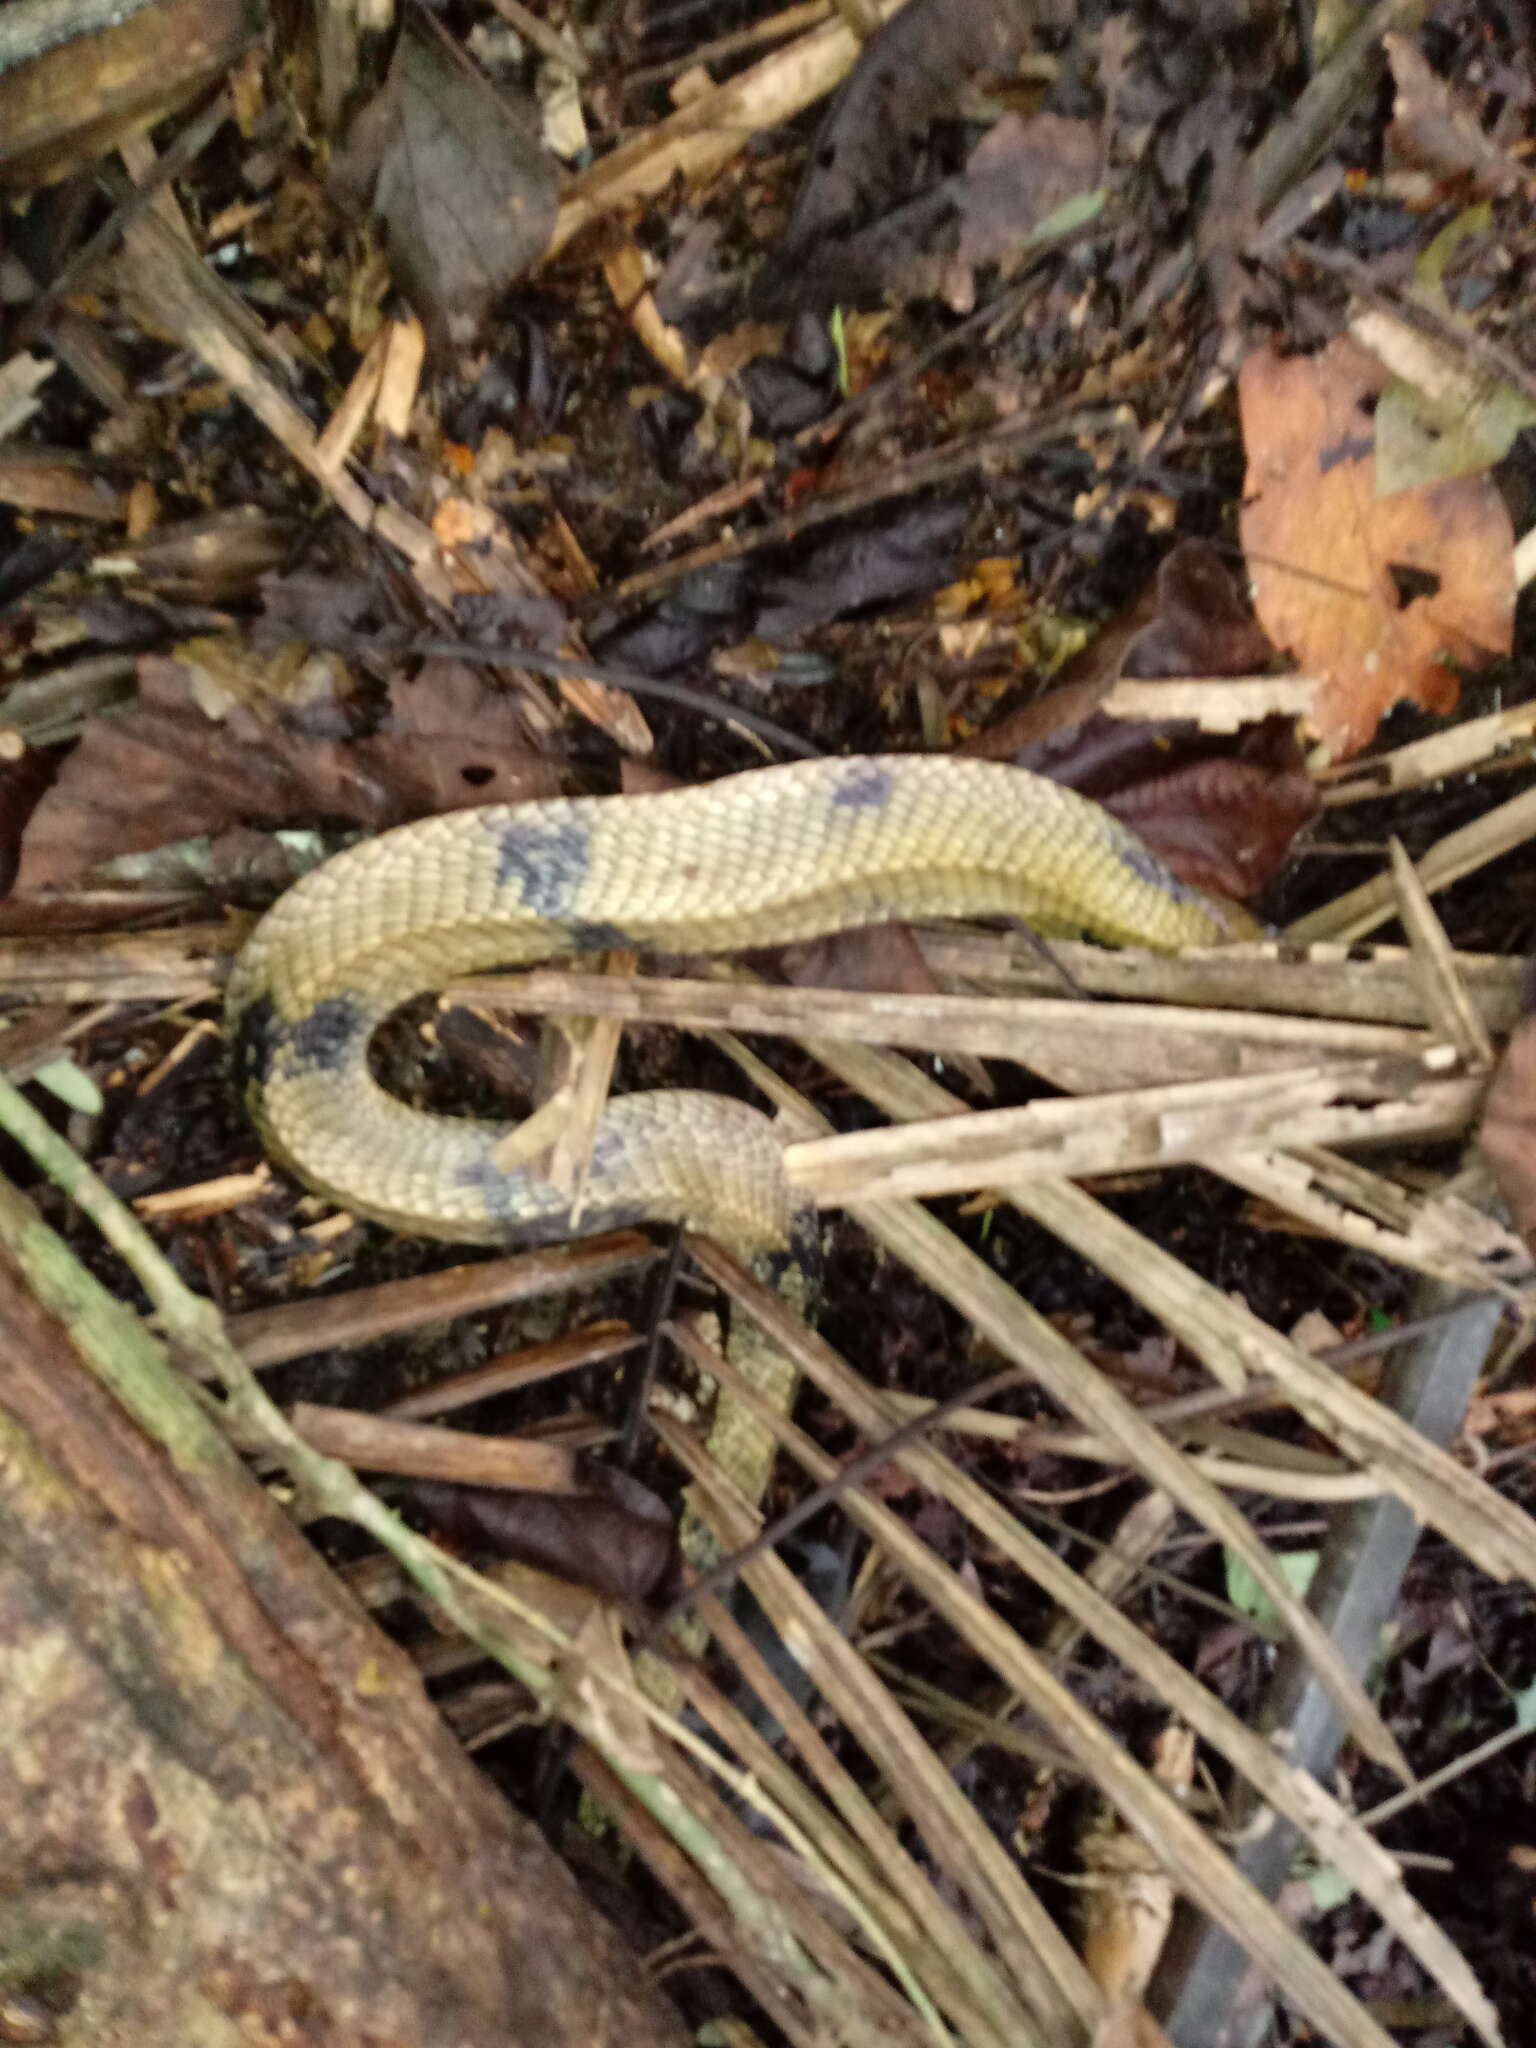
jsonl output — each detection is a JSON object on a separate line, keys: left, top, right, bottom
{"left": 3, "top": 0, "right": 1536, "bottom": 2043}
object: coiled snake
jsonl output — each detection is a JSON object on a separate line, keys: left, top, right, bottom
{"left": 228, "top": 755, "right": 1241, "bottom": 1590}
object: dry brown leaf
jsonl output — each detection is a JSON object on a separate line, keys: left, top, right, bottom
{"left": 14, "top": 656, "right": 559, "bottom": 890}
{"left": 944, "top": 111, "right": 1099, "bottom": 310}
{"left": 1385, "top": 32, "right": 1528, "bottom": 199}
{"left": 1078, "top": 1775, "right": 1179, "bottom": 2004}
{"left": 780, "top": 0, "right": 1066, "bottom": 258}
{"left": 773, "top": 920, "right": 938, "bottom": 997}
{"left": 1238, "top": 337, "right": 1515, "bottom": 760}
{"left": 0, "top": 747, "right": 53, "bottom": 899}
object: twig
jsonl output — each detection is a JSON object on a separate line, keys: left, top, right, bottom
{"left": 485, "top": 0, "right": 588, "bottom": 74}
{"left": 549, "top": 0, "right": 909, "bottom": 257}
{"left": 674, "top": 1241, "right": 1465, "bottom": 2048}
{"left": 624, "top": 2, "right": 831, "bottom": 94}
{"left": 1297, "top": 239, "right": 1536, "bottom": 409}
{"left": 225, "top": 1230, "right": 655, "bottom": 1370}
{"left": 1287, "top": 781, "right": 1536, "bottom": 945}
{"left": 453, "top": 966, "right": 1432, "bottom": 1068}
{"left": 310, "top": 630, "right": 823, "bottom": 760}
{"left": 604, "top": 407, "right": 1126, "bottom": 609}
{"left": 1360, "top": 1712, "right": 1536, "bottom": 1833}
{"left": 1247, "top": 0, "right": 1431, "bottom": 216}
{"left": 620, "top": 1225, "right": 685, "bottom": 1471}
{"left": 1159, "top": 1277, "right": 1505, "bottom": 2046}
{"left": 6, "top": 90, "right": 230, "bottom": 357}
{"left": 647, "top": 1351, "right": 1028, "bottom": 1639}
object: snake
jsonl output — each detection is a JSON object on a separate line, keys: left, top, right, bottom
{"left": 227, "top": 754, "right": 1244, "bottom": 1572}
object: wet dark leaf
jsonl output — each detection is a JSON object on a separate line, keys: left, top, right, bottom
{"left": 772, "top": 920, "right": 936, "bottom": 997}
{"left": 408, "top": 1471, "right": 677, "bottom": 1608}
{"left": 0, "top": 534, "right": 85, "bottom": 610}
{"left": 766, "top": 0, "right": 1070, "bottom": 303}
{"left": 785, "top": 0, "right": 1068, "bottom": 246}
{"left": 0, "top": 747, "right": 54, "bottom": 900}
{"left": 948, "top": 112, "right": 1099, "bottom": 301}
{"left": 738, "top": 357, "right": 836, "bottom": 436}
{"left": 451, "top": 587, "right": 570, "bottom": 652}
{"left": 257, "top": 570, "right": 390, "bottom": 645}
{"left": 964, "top": 541, "right": 1314, "bottom": 898}
{"left": 594, "top": 565, "right": 753, "bottom": 675}
{"left": 372, "top": 16, "right": 558, "bottom": 352}
{"left": 794, "top": 108, "right": 1102, "bottom": 311}
{"left": 754, "top": 500, "right": 968, "bottom": 639}
{"left": 1107, "top": 754, "right": 1320, "bottom": 899}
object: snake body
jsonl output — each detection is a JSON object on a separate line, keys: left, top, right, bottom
{"left": 227, "top": 753, "right": 1239, "bottom": 1253}
{"left": 229, "top": 754, "right": 1241, "bottom": 1635}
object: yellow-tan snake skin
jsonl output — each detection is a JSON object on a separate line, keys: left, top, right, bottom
{"left": 228, "top": 754, "right": 1243, "bottom": 1554}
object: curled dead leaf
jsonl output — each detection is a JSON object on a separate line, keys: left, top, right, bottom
{"left": 407, "top": 1471, "right": 678, "bottom": 1609}
{"left": 1108, "top": 755, "right": 1319, "bottom": 900}
{"left": 965, "top": 542, "right": 1315, "bottom": 899}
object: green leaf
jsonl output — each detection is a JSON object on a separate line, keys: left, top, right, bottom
{"left": 1225, "top": 1548, "right": 1319, "bottom": 1632}
{"left": 32, "top": 1058, "right": 104, "bottom": 1116}
{"left": 1415, "top": 203, "right": 1493, "bottom": 302}
{"left": 829, "top": 306, "right": 850, "bottom": 398}
{"left": 1363, "top": 202, "right": 1536, "bottom": 492}
{"left": 1375, "top": 372, "right": 1536, "bottom": 494}
{"left": 1022, "top": 184, "right": 1107, "bottom": 247}
{"left": 1303, "top": 1863, "right": 1354, "bottom": 1915}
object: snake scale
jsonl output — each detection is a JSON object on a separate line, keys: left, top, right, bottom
{"left": 228, "top": 754, "right": 1242, "bottom": 1591}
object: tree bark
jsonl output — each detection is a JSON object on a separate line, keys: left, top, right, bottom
{"left": 0, "top": 1234, "right": 689, "bottom": 2048}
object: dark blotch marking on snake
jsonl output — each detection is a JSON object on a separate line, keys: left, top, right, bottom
{"left": 493, "top": 812, "right": 592, "bottom": 919}
{"left": 231, "top": 990, "right": 364, "bottom": 1095}
{"left": 758, "top": 1203, "right": 822, "bottom": 1295}
{"left": 286, "top": 993, "right": 370, "bottom": 1074}
{"left": 569, "top": 919, "right": 633, "bottom": 952}
{"left": 831, "top": 762, "right": 894, "bottom": 811}
{"left": 229, "top": 993, "right": 278, "bottom": 1093}
{"left": 453, "top": 1156, "right": 538, "bottom": 1229}
{"left": 453, "top": 1118, "right": 640, "bottom": 1242}
{"left": 1117, "top": 839, "right": 1200, "bottom": 901}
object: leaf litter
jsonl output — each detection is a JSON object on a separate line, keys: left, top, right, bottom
{"left": 14, "top": 647, "right": 559, "bottom": 890}
{"left": 2, "top": 0, "right": 1536, "bottom": 2043}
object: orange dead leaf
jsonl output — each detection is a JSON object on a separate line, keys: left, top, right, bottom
{"left": 1238, "top": 337, "right": 1515, "bottom": 760}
